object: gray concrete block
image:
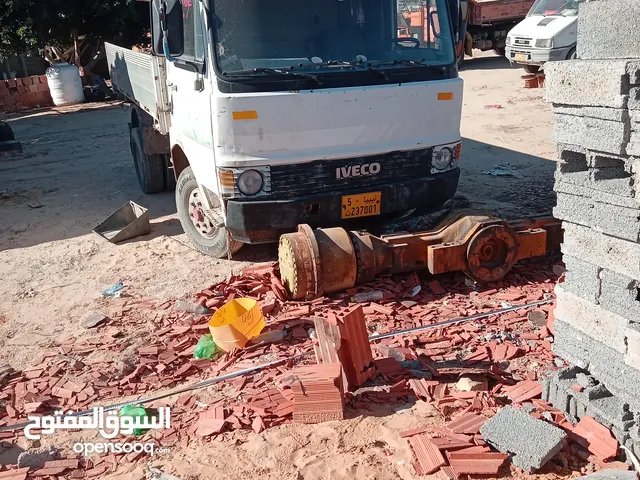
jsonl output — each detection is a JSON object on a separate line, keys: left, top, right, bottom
{"left": 554, "top": 285, "right": 629, "bottom": 353}
{"left": 630, "top": 87, "right": 640, "bottom": 111}
{"left": 553, "top": 105, "right": 628, "bottom": 122}
{"left": 542, "top": 375, "right": 552, "bottom": 402}
{"left": 561, "top": 222, "right": 640, "bottom": 280}
{"left": 577, "top": 0, "right": 640, "bottom": 61}
{"left": 556, "top": 144, "right": 638, "bottom": 192}
{"left": 555, "top": 193, "right": 640, "bottom": 242}
{"left": 600, "top": 270, "right": 640, "bottom": 322}
{"left": 480, "top": 406, "right": 567, "bottom": 472}
{"left": 624, "top": 323, "right": 640, "bottom": 371}
{"left": 576, "top": 372, "right": 597, "bottom": 388}
{"left": 588, "top": 345, "right": 640, "bottom": 413}
{"left": 588, "top": 395, "right": 634, "bottom": 428}
{"left": 545, "top": 60, "right": 638, "bottom": 108}
{"left": 555, "top": 180, "right": 638, "bottom": 209}
{"left": 553, "top": 112, "right": 629, "bottom": 156}
{"left": 17, "top": 447, "right": 59, "bottom": 468}
{"left": 559, "top": 264, "right": 600, "bottom": 310}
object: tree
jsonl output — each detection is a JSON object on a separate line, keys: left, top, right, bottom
{"left": 0, "top": 0, "right": 149, "bottom": 59}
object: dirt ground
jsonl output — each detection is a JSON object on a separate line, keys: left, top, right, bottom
{"left": 0, "top": 53, "right": 559, "bottom": 478}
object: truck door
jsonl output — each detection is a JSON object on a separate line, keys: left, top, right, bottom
{"left": 167, "top": 0, "right": 217, "bottom": 191}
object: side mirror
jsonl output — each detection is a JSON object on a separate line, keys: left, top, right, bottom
{"left": 428, "top": 10, "right": 441, "bottom": 39}
{"left": 151, "top": 0, "right": 184, "bottom": 57}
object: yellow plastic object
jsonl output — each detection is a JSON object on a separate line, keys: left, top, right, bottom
{"left": 208, "top": 298, "right": 265, "bottom": 351}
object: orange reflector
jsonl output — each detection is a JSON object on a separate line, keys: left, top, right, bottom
{"left": 218, "top": 169, "right": 235, "bottom": 187}
{"left": 232, "top": 110, "right": 258, "bottom": 120}
{"left": 438, "top": 92, "right": 454, "bottom": 101}
{"left": 454, "top": 143, "right": 462, "bottom": 160}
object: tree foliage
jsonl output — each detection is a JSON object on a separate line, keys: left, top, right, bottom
{"left": 0, "top": 0, "right": 149, "bottom": 58}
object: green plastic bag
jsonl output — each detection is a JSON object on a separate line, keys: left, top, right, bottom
{"left": 194, "top": 334, "right": 220, "bottom": 360}
{"left": 119, "top": 405, "right": 149, "bottom": 436}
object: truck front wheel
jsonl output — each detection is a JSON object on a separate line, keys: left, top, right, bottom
{"left": 130, "top": 126, "right": 165, "bottom": 194}
{"left": 176, "top": 167, "right": 243, "bottom": 258}
{"left": 523, "top": 64, "right": 541, "bottom": 74}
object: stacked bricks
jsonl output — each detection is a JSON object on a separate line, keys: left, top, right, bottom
{"left": 543, "top": 0, "right": 640, "bottom": 461}
{"left": 291, "top": 363, "right": 345, "bottom": 423}
{"left": 0, "top": 75, "right": 53, "bottom": 113}
{"left": 313, "top": 305, "right": 375, "bottom": 390}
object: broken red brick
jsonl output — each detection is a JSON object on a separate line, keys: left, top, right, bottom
{"left": 313, "top": 305, "right": 374, "bottom": 389}
{"left": 409, "top": 434, "right": 446, "bottom": 474}
{"left": 503, "top": 380, "right": 542, "bottom": 403}
{"left": 427, "top": 280, "right": 446, "bottom": 295}
{"left": 138, "top": 346, "right": 159, "bottom": 356}
{"left": 446, "top": 414, "right": 487, "bottom": 434}
{"left": 51, "top": 386, "right": 74, "bottom": 399}
{"left": 447, "top": 452, "right": 509, "bottom": 475}
{"left": 572, "top": 416, "right": 619, "bottom": 461}
{"left": 195, "top": 418, "right": 226, "bottom": 437}
{"left": 399, "top": 427, "right": 431, "bottom": 438}
{"left": 252, "top": 416, "right": 265, "bottom": 433}
{"left": 291, "top": 363, "right": 344, "bottom": 424}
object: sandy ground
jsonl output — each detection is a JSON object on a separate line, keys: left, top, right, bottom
{"left": 0, "top": 53, "right": 559, "bottom": 478}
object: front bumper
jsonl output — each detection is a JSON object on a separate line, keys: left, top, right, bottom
{"left": 505, "top": 45, "right": 574, "bottom": 65}
{"left": 226, "top": 169, "right": 460, "bottom": 243}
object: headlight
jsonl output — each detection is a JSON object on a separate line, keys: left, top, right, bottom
{"left": 506, "top": 36, "right": 513, "bottom": 46}
{"left": 237, "top": 169, "right": 263, "bottom": 195}
{"left": 432, "top": 148, "right": 453, "bottom": 171}
{"left": 535, "top": 38, "right": 553, "bottom": 48}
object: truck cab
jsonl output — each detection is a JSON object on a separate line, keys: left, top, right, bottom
{"left": 505, "top": 0, "right": 581, "bottom": 73}
{"left": 112, "top": 0, "right": 468, "bottom": 258}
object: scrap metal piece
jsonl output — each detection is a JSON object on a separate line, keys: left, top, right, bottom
{"left": 278, "top": 210, "right": 562, "bottom": 299}
{"left": 279, "top": 224, "right": 356, "bottom": 300}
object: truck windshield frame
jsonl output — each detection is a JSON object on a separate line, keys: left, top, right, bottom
{"left": 209, "top": 0, "right": 456, "bottom": 89}
{"left": 527, "top": 0, "right": 582, "bottom": 17}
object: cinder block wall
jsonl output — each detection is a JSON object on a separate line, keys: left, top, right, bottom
{"left": 543, "top": 0, "right": 640, "bottom": 460}
{"left": 0, "top": 75, "right": 53, "bottom": 113}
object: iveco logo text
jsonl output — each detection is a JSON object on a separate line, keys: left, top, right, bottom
{"left": 336, "top": 163, "right": 381, "bottom": 179}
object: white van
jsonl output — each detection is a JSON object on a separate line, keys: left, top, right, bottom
{"left": 505, "top": 0, "right": 582, "bottom": 73}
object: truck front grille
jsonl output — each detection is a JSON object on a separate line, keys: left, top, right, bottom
{"left": 269, "top": 148, "right": 432, "bottom": 199}
{"left": 514, "top": 37, "right": 533, "bottom": 46}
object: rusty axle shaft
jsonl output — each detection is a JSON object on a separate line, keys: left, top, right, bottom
{"left": 278, "top": 210, "right": 562, "bottom": 300}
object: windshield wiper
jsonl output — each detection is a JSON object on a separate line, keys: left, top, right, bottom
{"left": 297, "top": 60, "right": 390, "bottom": 80}
{"left": 223, "top": 67, "right": 322, "bottom": 84}
{"left": 368, "top": 59, "right": 435, "bottom": 69}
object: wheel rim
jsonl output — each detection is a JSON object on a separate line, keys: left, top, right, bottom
{"left": 188, "top": 189, "right": 221, "bottom": 239}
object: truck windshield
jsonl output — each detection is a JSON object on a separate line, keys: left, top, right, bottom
{"left": 527, "top": 0, "right": 582, "bottom": 17}
{"left": 211, "top": 0, "right": 455, "bottom": 76}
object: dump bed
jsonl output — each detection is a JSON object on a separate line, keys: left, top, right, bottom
{"left": 105, "top": 42, "right": 170, "bottom": 134}
{"left": 469, "top": 0, "right": 535, "bottom": 25}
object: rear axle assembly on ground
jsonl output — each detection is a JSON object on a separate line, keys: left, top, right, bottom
{"left": 278, "top": 210, "right": 562, "bottom": 300}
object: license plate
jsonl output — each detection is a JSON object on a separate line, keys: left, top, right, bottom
{"left": 341, "top": 192, "right": 381, "bottom": 219}
{"left": 515, "top": 53, "right": 528, "bottom": 62}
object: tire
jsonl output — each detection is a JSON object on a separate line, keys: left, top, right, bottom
{"left": 566, "top": 47, "right": 577, "bottom": 60}
{"left": 494, "top": 47, "right": 506, "bottom": 56}
{"left": 0, "top": 121, "right": 15, "bottom": 142}
{"left": 175, "top": 166, "right": 243, "bottom": 258}
{"left": 130, "top": 126, "right": 165, "bottom": 194}
{"left": 523, "top": 64, "right": 541, "bottom": 74}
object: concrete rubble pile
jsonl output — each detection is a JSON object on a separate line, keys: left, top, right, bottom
{"left": 544, "top": 0, "right": 640, "bottom": 460}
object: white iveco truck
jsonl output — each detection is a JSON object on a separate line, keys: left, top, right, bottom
{"left": 505, "top": 0, "right": 581, "bottom": 73}
{"left": 106, "top": 0, "right": 468, "bottom": 258}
